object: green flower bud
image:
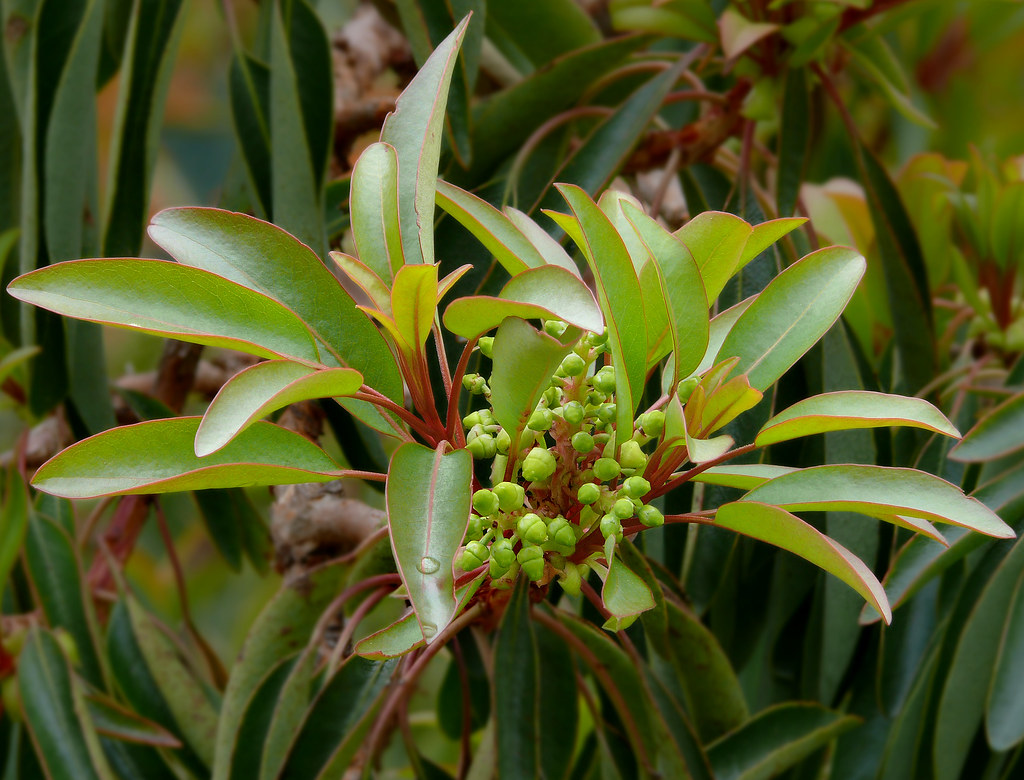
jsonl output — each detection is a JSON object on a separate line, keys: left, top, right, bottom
{"left": 677, "top": 377, "right": 699, "bottom": 403}
{"left": 600, "top": 513, "right": 623, "bottom": 541}
{"left": 638, "top": 504, "right": 665, "bottom": 528}
{"left": 491, "top": 536, "right": 516, "bottom": 569}
{"left": 522, "top": 447, "right": 557, "bottom": 482}
{"left": 517, "top": 512, "right": 549, "bottom": 545}
{"left": 597, "top": 403, "right": 617, "bottom": 424}
{"left": 593, "top": 432, "right": 611, "bottom": 446}
{"left": 548, "top": 517, "right": 577, "bottom": 553}
{"left": 587, "top": 329, "right": 609, "bottom": 347}
{"left": 592, "top": 366, "right": 617, "bottom": 394}
{"left": 459, "top": 540, "right": 489, "bottom": 571}
{"left": 542, "top": 385, "right": 562, "bottom": 407}
{"left": 612, "top": 498, "right": 636, "bottom": 520}
{"left": 522, "top": 557, "right": 546, "bottom": 582}
{"left": 466, "top": 434, "right": 496, "bottom": 459}
{"left": 618, "top": 440, "right": 648, "bottom": 470}
{"left": 544, "top": 319, "right": 568, "bottom": 338}
{"left": 473, "top": 489, "right": 500, "bottom": 516}
{"left": 621, "top": 476, "right": 651, "bottom": 499}
{"left": 559, "top": 562, "right": 583, "bottom": 596}
{"left": 527, "top": 408, "right": 554, "bottom": 432}
{"left": 462, "top": 410, "right": 484, "bottom": 428}
{"left": 571, "top": 431, "right": 595, "bottom": 454}
{"left": 593, "top": 457, "right": 621, "bottom": 482}
{"left": 562, "top": 400, "right": 585, "bottom": 426}
{"left": 478, "top": 336, "right": 494, "bottom": 358}
{"left": 493, "top": 481, "right": 525, "bottom": 512}
{"left": 494, "top": 428, "right": 511, "bottom": 455}
{"left": 637, "top": 410, "right": 665, "bottom": 437}
{"left": 517, "top": 545, "right": 544, "bottom": 565}
{"left": 577, "top": 482, "right": 601, "bottom": 504}
{"left": 560, "top": 353, "right": 587, "bottom": 377}
{"left": 465, "top": 514, "right": 484, "bottom": 541}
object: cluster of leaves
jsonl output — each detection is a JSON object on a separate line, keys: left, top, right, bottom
{"left": 3, "top": 0, "right": 1024, "bottom": 778}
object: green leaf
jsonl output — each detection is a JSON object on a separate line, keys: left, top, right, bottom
{"left": 719, "top": 8, "right": 778, "bottom": 61}
{"left": 354, "top": 611, "right": 426, "bottom": 659}
{"left": 228, "top": 52, "right": 272, "bottom": 216}
{"left": 279, "top": 657, "right": 399, "bottom": 777}
{"left": 558, "top": 185, "right": 646, "bottom": 442}
{"left": 741, "top": 218, "right": 806, "bottom": 268}
{"left": 329, "top": 251, "right": 392, "bottom": 315}
{"left": 268, "top": 0, "right": 332, "bottom": 255}
{"left": 691, "top": 464, "right": 798, "bottom": 490}
{"left": 663, "top": 600, "right": 748, "bottom": 742}
{"left": 676, "top": 211, "right": 752, "bottom": 304}
{"left": 195, "top": 361, "right": 362, "bottom": 456}
{"left": 843, "top": 36, "right": 935, "bottom": 129}
{"left": 444, "top": 265, "right": 602, "bottom": 339}
{"left": 225, "top": 656, "right": 296, "bottom": 780}
{"left": 986, "top": 572, "right": 1024, "bottom": 750}
{"left": 85, "top": 692, "right": 181, "bottom": 748}
{"left": 435, "top": 179, "right": 548, "bottom": 276}
{"left": 495, "top": 579, "right": 539, "bottom": 779}
{"left": 389, "top": 263, "right": 438, "bottom": 353}
{"left": 0, "top": 466, "right": 28, "bottom": 603}
{"left": 349, "top": 142, "right": 404, "bottom": 280}
{"left": 609, "top": 0, "right": 717, "bottom": 41}
{"left": 19, "top": 629, "right": 110, "bottom": 780}
{"left": 741, "top": 464, "right": 1014, "bottom": 539}
{"left": 683, "top": 297, "right": 755, "bottom": 384}
{"left": 24, "top": 514, "right": 106, "bottom": 688}
{"left": 505, "top": 206, "right": 578, "bottom": 274}
{"left": 936, "top": 536, "right": 1024, "bottom": 780}
{"left": 755, "top": 391, "right": 959, "bottom": 447}
{"left": 386, "top": 442, "right": 472, "bottom": 642}
{"left": 380, "top": 17, "right": 469, "bottom": 267}
{"left": 776, "top": 67, "right": 809, "bottom": 217}
{"left": 487, "top": 0, "right": 600, "bottom": 67}
{"left": 707, "top": 702, "right": 861, "bottom": 780}
{"left": 490, "top": 317, "right": 573, "bottom": 456}
{"left": 717, "top": 247, "right": 866, "bottom": 391}
{"left": 148, "top": 208, "right": 402, "bottom": 402}
{"left": 8, "top": 259, "right": 321, "bottom": 363}
{"left": 602, "top": 551, "right": 656, "bottom": 631}
{"left": 212, "top": 565, "right": 343, "bottom": 780}
{"left": 950, "top": 391, "right": 1024, "bottom": 462}
{"left": 621, "top": 202, "right": 709, "bottom": 383}
{"left": 32, "top": 418, "right": 344, "bottom": 499}
{"left": 715, "top": 501, "right": 891, "bottom": 623}
{"left": 101, "top": 0, "right": 187, "bottom": 257}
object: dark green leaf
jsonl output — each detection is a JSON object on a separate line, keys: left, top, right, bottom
{"left": 227, "top": 656, "right": 298, "bottom": 780}
{"left": 950, "top": 391, "right": 1024, "bottom": 463}
{"left": 0, "top": 466, "right": 29, "bottom": 603}
{"left": 495, "top": 579, "right": 539, "bottom": 779}
{"left": 776, "top": 67, "right": 809, "bottom": 217}
{"left": 487, "top": 0, "right": 599, "bottom": 68}
{"left": 85, "top": 691, "right": 181, "bottom": 748}
{"left": 228, "top": 52, "right": 272, "bottom": 216}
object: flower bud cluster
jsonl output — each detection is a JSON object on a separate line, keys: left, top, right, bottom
{"left": 456, "top": 325, "right": 666, "bottom": 592}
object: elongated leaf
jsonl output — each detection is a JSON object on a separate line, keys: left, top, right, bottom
{"left": 212, "top": 565, "right": 343, "bottom": 780}
{"left": 386, "top": 443, "right": 472, "bottom": 641}
{"left": 936, "top": 536, "right": 1024, "bottom": 780}
{"left": 228, "top": 52, "right": 271, "bottom": 215}
{"left": 717, "top": 247, "right": 865, "bottom": 391}
{"left": 329, "top": 251, "right": 391, "bottom": 315}
{"left": 435, "top": 179, "right": 547, "bottom": 276}
{"left": 389, "top": 263, "right": 438, "bottom": 352}
{"left": 268, "top": 0, "right": 331, "bottom": 255}
{"left": 602, "top": 552, "right": 656, "bottom": 631}
{"left": 33, "top": 418, "right": 344, "bottom": 499}
{"left": 756, "top": 391, "right": 959, "bottom": 447}
{"left": 0, "top": 466, "right": 29, "bottom": 602}
{"left": 354, "top": 611, "right": 425, "bottom": 659}
{"left": 684, "top": 297, "right": 754, "bottom": 383}
{"left": 622, "top": 202, "right": 709, "bottom": 383}
{"left": 950, "top": 391, "right": 1024, "bottom": 462}
{"left": 558, "top": 185, "right": 646, "bottom": 442}
{"left": 663, "top": 601, "right": 748, "bottom": 742}
{"left": 19, "top": 630, "right": 109, "bottom": 780}
{"left": 279, "top": 657, "right": 399, "bottom": 778}
{"left": 101, "top": 0, "right": 187, "bottom": 257}
{"left": 490, "top": 317, "right": 573, "bottom": 455}
{"left": 9, "top": 259, "right": 320, "bottom": 363}
{"left": 495, "top": 580, "right": 539, "bottom": 779}
{"left": 349, "top": 142, "right": 404, "bottom": 279}
{"left": 381, "top": 17, "right": 469, "bottom": 267}
{"left": 987, "top": 573, "right": 1024, "bottom": 749}
{"left": 85, "top": 692, "right": 181, "bottom": 748}
{"left": 741, "top": 465, "right": 1014, "bottom": 539}
{"left": 504, "top": 207, "right": 579, "bottom": 275}
{"left": 691, "top": 464, "right": 798, "bottom": 490}
{"left": 24, "top": 515, "right": 105, "bottom": 687}
{"left": 148, "top": 208, "right": 401, "bottom": 401}
{"left": 488, "top": 0, "right": 599, "bottom": 67}
{"left": 195, "top": 362, "right": 362, "bottom": 456}
{"left": 676, "top": 212, "right": 751, "bottom": 304}
{"left": 444, "top": 265, "right": 602, "bottom": 338}
{"left": 716, "top": 501, "right": 891, "bottom": 623}
{"left": 776, "top": 67, "right": 809, "bottom": 217}
{"left": 707, "top": 702, "right": 861, "bottom": 780}
{"left": 226, "top": 656, "right": 297, "bottom": 780}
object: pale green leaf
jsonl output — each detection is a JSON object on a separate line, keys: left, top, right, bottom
{"left": 740, "top": 218, "right": 807, "bottom": 268}
{"left": 328, "top": 251, "right": 392, "bottom": 315}
{"left": 354, "top": 611, "right": 425, "bottom": 659}
{"left": 691, "top": 464, "right": 798, "bottom": 490}
{"left": 675, "top": 211, "right": 751, "bottom": 304}
{"left": 195, "top": 362, "right": 362, "bottom": 456}
{"left": 33, "top": 418, "right": 344, "bottom": 499}
{"left": 504, "top": 207, "right": 579, "bottom": 275}
{"left": 601, "top": 550, "right": 656, "bottom": 631}
{"left": 386, "top": 443, "right": 472, "bottom": 642}
{"left": 756, "top": 391, "right": 959, "bottom": 447}
{"left": 719, "top": 8, "right": 778, "bottom": 61}
{"left": 716, "top": 501, "right": 891, "bottom": 623}
{"left": 349, "top": 142, "right": 404, "bottom": 279}
{"left": 390, "top": 263, "right": 438, "bottom": 351}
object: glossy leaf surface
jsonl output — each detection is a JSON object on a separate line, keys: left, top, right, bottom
{"left": 349, "top": 142, "right": 404, "bottom": 279}
{"left": 950, "top": 391, "right": 1024, "bottom": 462}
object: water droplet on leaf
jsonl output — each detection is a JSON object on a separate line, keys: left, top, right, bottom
{"left": 418, "top": 556, "right": 440, "bottom": 574}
